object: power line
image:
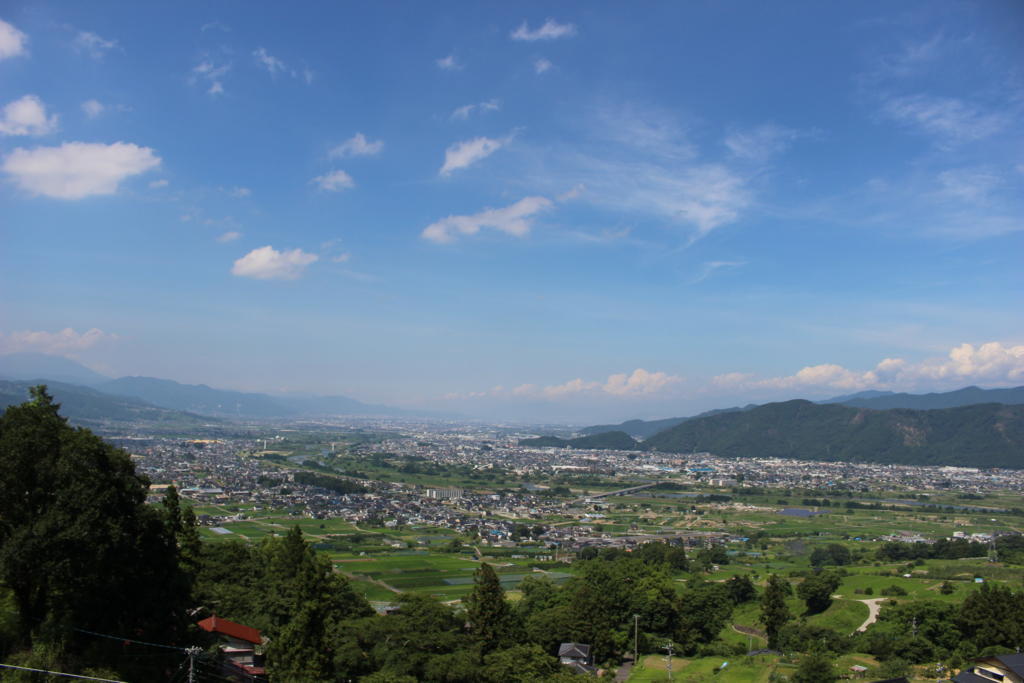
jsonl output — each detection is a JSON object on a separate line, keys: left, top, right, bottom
{"left": 0, "top": 662, "right": 127, "bottom": 682}
{"left": 73, "top": 627, "right": 189, "bottom": 652}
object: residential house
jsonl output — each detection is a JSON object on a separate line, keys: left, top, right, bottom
{"left": 197, "top": 615, "right": 266, "bottom": 680}
{"left": 954, "top": 653, "right": 1024, "bottom": 683}
{"left": 558, "top": 642, "right": 596, "bottom": 675}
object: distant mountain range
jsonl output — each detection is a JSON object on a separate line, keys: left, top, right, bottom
{"left": 0, "top": 380, "right": 215, "bottom": 428}
{"left": 822, "top": 385, "right": 1024, "bottom": 411}
{"left": 0, "top": 353, "right": 409, "bottom": 422}
{"left": 580, "top": 386, "right": 1024, "bottom": 438}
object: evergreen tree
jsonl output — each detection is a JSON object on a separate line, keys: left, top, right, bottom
{"left": 465, "top": 562, "right": 515, "bottom": 652}
{"left": 760, "top": 574, "right": 792, "bottom": 649}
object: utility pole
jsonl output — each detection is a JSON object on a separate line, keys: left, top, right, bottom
{"left": 185, "top": 646, "right": 202, "bottom": 683}
{"left": 663, "top": 640, "right": 675, "bottom": 681}
{"left": 633, "top": 614, "right": 640, "bottom": 664}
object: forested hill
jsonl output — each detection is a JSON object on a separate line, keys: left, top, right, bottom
{"left": 642, "top": 399, "right": 1024, "bottom": 468}
{"left": 579, "top": 406, "right": 750, "bottom": 439}
{"left": 518, "top": 430, "right": 640, "bottom": 450}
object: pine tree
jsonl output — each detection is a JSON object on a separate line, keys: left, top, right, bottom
{"left": 465, "top": 562, "right": 514, "bottom": 651}
{"left": 759, "top": 574, "right": 792, "bottom": 649}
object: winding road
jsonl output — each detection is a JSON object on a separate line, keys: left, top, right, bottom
{"left": 854, "top": 598, "right": 887, "bottom": 633}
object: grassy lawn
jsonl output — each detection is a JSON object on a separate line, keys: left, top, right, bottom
{"left": 628, "top": 654, "right": 777, "bottom": 682}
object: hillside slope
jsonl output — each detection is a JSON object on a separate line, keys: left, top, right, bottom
{"left": 643, "top": 399, "right": 1024, "bottom": 468}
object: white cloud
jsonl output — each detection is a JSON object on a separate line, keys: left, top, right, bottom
{"left": 713, "top": 341, "right": 1024, "bottom": 394}
{"left": 149, "top": 179, "right": 168, "bottom": 188}
{"left": 330, "top": 132, "right": 383, "bottom": 158}
{"left": 0, "top": 327, "right": 116, "bottom": 355}
{"left": 332, "top": 252, "right": 351, "bottom": 263}
{"left": 302, "top": 67, "right": 314, "bottom": 85}
{"left": 724, "top": 124, "right": 801, "bottom": 161}
{"left": 422, "top": 196, "right": 554, "bottom": 243}
{"left": 624, "top": 163, "right": 750, "bottom": 240}
{"left": 2, "top": 141, "right": 160, "bottom": 199}
{"left": 450, "top": 99, "right": 500, "bottom": 121}
{"left": 73, "top": 30, "right": 117, "bottom": 60}
{"left": 533, "top": 58, "right": 553, "bottom": 74}
{"left": 603, "top": 369, "right": 684, "bottom": 396}
{"left": 81, "top": 99, "right": 105, "bottom": 118}
{"left": 0, "top": 95, "right": 58, "bottom": 136}
{"left": 457, "top": 368, "right": 683, "bottom": 401}
{"left": 511, "top": 19, "right": 576, "bottom": 41}
{"left": 935, "top": 167, "right": 1001, "bottom": 203}
{"left": 253, "top": 47, "right": 285, "bottom": 76}
{"left": 436, "top": 54, "right": 461, "bottom": 71}
{"left": 440, "top": 135, "right": 511, "bottom": 176}
{"left": 227, "top": 186, "right": 251, "bottom": 198}
{"left": 217, "top": 231, "right": 241, "bottom": 243}
{"left": 0, "top": 18, "right": 28, "bottom": 60}
{"left": 595, "top": 104, "right": 695, "bottom": 160}
{"left": 231, "top": 246, "right": 318, "bottom": 280}
{"left": 882, "top": 94, "right": 1007, "bottom": 145}
{"left": 192, "top": 61, "right": 230, "bottom": 96}
{"left": 311, "top": 170, "right": 354, "bottom": 192}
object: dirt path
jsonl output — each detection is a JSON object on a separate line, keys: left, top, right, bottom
{"left": 854, "top": 598, "right": 886, "bottom": 633}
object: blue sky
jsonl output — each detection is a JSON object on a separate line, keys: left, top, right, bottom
{"left": 1, "top": 1, "right": 1022, "bottom": 422}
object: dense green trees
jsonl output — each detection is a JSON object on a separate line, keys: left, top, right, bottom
{"left": 792, "top": 652, "right": 838, "bottom": 683}
{"left": 0, "top": 387, "right": 190, "bottom": 676}
{"left": 796, "top": 570, "right": 841, "bottom": 614}
{"left": 810, "top": 543, "right": 852, "bottom": 567}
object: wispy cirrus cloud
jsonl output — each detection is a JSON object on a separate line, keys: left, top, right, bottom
{"left": 451, "top": 99, "right": 500, "bottom": 121}
{"left": 0, "top": 327, "right": 117, "bottom": 355}
{"left": 533, "top": 58, "right": 553, "bottom": 74}
{"left": 511, "top": 19, "right": 576, "bottom": 41}
{"left": 881, "top": 93, "right": 1008, "bottom": 146}
{"left": 253, "top": 47, "right": 285, "bottom": 76}
{"left": 73, "top": 30, "right": 117, "bottom": 60}
{"left": 439, "top": 134, "right": 513, "bottom": 176}
{"left": 724, "top": 124, "right": 804, "bottom": 162}
{"left": 693, "top": 260, "right": 746, "bottom": 283}
{"left": 191, "top": 60, "right": 231, "bottom": 95}
{"left": 422, "top": 196, "right": 553, "bottom": 243}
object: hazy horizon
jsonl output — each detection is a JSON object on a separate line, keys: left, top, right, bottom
{"left": 2, "top": 2, "right": 1022, "bottom": 423}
